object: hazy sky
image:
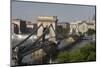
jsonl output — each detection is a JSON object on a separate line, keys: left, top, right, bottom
{"left": 12, "top": 1, "right": 95, "bottom": 23}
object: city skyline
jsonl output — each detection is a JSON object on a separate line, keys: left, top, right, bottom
{"left": 12, "top": 1, "right": 96, "bottom": 23}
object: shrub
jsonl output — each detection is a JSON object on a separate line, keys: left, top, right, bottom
{"left": 56, "top": 42, "right": 96, "bottom": 63}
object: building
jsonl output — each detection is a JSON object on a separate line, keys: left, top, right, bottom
{"left": 26, "top": 21, "right": 37, "bottom": 34}
{"left": 12, "top": 19, "right": 38, "bottom": 34}
{"left": 26, "top": 21, "right": 34, "bottom": 29}
{"left": 12, "top": 19, "right": 26, "bottom": 34}
{"left": 12, "top": 18, "right": 95, "bottom": 36}
{"left": 87, "top": 20, "right": 95, "bottom": 30}
{"left": 78, "top": 21, "right": 88, "bottom": 34}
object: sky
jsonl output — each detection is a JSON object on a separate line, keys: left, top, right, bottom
{"left": 12, "top": 1, "right": 96, "bottom": 23}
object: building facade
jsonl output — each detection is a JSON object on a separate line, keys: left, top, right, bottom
{"left": 12, "top": 19, "right": 26, "bottom": 34}
{"left": 26, "top": 21, "right": 37, "bottom": 34}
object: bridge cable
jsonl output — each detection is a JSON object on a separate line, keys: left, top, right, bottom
{"left": 12, "top": 24, "right": 43, "bottom": 50}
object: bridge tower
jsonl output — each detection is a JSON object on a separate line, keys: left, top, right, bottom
{"left": 37, "top": 16, "right": 58, "bottom": 43}
{"left": 69, "top": 21, "right": 81, "bottom": 35}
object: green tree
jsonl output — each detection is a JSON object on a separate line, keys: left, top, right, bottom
{"left": 56, "top": 42, "right": 96, "bottom": 63}
{"left": 80, "top": 42, "right": 96, "bottom": 61}
{"left": 87, "top": 51, "right": 96, "bottom": 61}
{"left": 57, "top": 26, "right": 69, "bottom": 38}
{"left": 69, "top": 49, "right": 84, "bottom": 62}
{"left": 57, "top": 51, "right": 70, "bottom": 63}
{"left": 86, "top": 28, "right": 95, "bottom": 36}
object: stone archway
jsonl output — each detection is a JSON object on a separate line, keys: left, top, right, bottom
{"left": 37, "top": 16, "right": 58, "bottom": 42}
{"left": 69, "top": 23, "right": 79, "bottom": 35}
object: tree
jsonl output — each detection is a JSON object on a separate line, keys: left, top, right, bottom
{"left": 87, "top": 52, "right": 96, "bottom": 61}
{"left": 69, "top": 49, "right": 85, "bottom": 62}
{"left": 80, "top": 42, "right": 96, "bottom": 61}
{"left": 57, "top": 26, "right": 69, "bottom": 38}
{"left": 57, "top": 51, "right": 70, "bottom": 63}
{"left": 86, "top": 28, "right": 95, "bottom": 36}
{"left": 56, "top": 42, "right": 96, "bottom": 63}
